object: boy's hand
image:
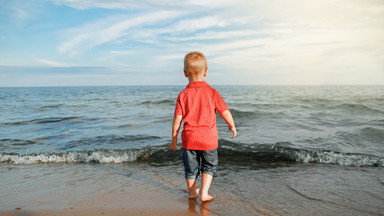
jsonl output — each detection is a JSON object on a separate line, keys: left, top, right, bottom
{"left": 229, "top": 126, "right": 237, "bottom": 139}
{"left": 169, "top": 137, "right": 178, "bottom": 151}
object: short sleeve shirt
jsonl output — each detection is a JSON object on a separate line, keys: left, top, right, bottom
{"left": 174, "top": 81, "right": 228, "bottom": 150}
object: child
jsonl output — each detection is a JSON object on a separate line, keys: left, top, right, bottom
{"left": 169, "top": 51, "right": 236, "bottom": 202}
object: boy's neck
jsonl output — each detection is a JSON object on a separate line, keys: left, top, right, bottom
{"left": 188, "top": 76, "right": 205, "bottom": 83}
{"left": 185, "top": 68, "right": 207, "bottom": 83}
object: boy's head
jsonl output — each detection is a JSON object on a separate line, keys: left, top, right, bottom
{"left": 184, "top": 52, "right": 207, "bottom": 76}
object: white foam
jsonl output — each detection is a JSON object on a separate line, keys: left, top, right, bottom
{"left": 293, "top": 150, "right": 384, "bottom": 167}
{"left": 0, "top": 150, "right": 142, "bottom": 165}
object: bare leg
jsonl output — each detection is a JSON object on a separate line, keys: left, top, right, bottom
{"left": 200, "top": 173, "right": 213, "bottom": 201}
{"left": 186, "top": 179, "right": 200, "bottom": 198}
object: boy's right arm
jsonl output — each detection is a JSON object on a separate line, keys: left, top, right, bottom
{"left": 169, "top": 115, "right": 182, "bottom": 151}
{"left": 220, "top": 110, "right": 237, "bottom": 138}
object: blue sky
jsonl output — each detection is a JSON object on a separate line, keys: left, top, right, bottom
{"left": 0, "top": 0, "right": 383, "bottom": 87}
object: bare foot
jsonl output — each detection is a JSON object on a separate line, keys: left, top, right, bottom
{"left": 189, "top": 188, "right": 200, "bottom": 199}
{"left": 200, "top": 193, "right": 213, "bottom": 202}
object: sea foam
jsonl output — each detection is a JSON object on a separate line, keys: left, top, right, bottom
{"left": 0, "top": 150, "right": 142, "bottom": 165}
{"left": 1, "top": 144, "right": 383, "bottom": 167}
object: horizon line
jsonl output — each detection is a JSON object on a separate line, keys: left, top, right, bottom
{"left": 1, "top": 84, "right": 383, "bottom": 88}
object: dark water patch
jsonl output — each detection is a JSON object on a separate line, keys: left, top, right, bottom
{"left": 329, "top": 103, "right": 384, "bottom": 115}
{"left": 39, "top": 104, "right": 65, "bottom": 111}
{"left": 91, "top": 134, "right": 161, "bottom": 143}
{"left": 139, "top": 99, "right": 174, "bottom": 106}
{"left": 230, "top": 102, "right": 294, "bottom": 109}
{"left": 117, "top": 123, "right": 137, "bottom": 129}
{"left": 230, "top": 108, "right": 288, "bottom": 119}
{"left": 0, "top": 139, "right": 36, "bottom": 146}
{"left": 230, "top": 109, "right": 255, "bottom": 118}
{"left": 358, "top": 127, "right": 384, "bottom": 140}
{"left": 220, "top": 140, "right": 384, "bottom": 167}
{"left": 83, "top": 97, "right": 110, "bottom": 101}
{"left": 292, "top": 97, "right": 338, "bottom": 105}
{"left": 218, "top": 141, "right": 295, "bottom": 164}
{"left": 2, "top": 117, "right": 79, "bottom": 126}
{"left": 152, "top": 116, "right": 173, "bottom": 124}
{"left": 340, "top": 127, "right": 384, "bottom": 146}
{"left": 39, "top": 103, "right": 89, "bottom": 110}
{"left": 370, "top": 119, "right": 384, "bottom": 126}
{"left": 2, "top": 116, "right": 98, "bottom": 126}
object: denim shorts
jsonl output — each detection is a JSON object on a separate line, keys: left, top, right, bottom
{"left": 182, "top": 149, "right": 218, "bottom": 180}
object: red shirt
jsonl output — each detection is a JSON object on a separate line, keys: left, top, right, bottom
{"left": 174, "top": 81, "right": 228, "bottom": 150}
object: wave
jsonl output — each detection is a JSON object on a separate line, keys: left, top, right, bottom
{"left": 218, "top": 141, "right": 384, "bottom": 167}
{"left": 81, "top": 134, "right": 162, "bottom": 142}
{"left": 1, "top": 141, "right": 383, "bottom": 167}
{"left": 229, "top": 109, "right": 255, "bottom": 118}
{"left": 355, "top": 127, "right": 384, "bottom": 141}
{"left": 292, "top": 97, "right": 336, "bottom": 104}
{"left": 330, "top": 103, "right": 384, "bottom": 115}
{"left": 229, "top": 108, "right": 288, "bottom": 119}
{"left": 2, "top": 116, "right": 98, "bottom": 126}
{"left": 139, "top": 99, "right": 174, "bottom": 106}
{"left": 39, "top": 104, "right": 65, "bottom": 110}
{"left": 0, "top": 138, "right": 36, "bottom": 146}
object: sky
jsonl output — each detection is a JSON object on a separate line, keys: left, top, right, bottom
{"left": 0, "top": 0, "right": 383, "bottom": 87}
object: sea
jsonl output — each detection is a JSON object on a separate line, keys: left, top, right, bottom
{"left": 1, "top": 85, "right": 383, "bottom": 215}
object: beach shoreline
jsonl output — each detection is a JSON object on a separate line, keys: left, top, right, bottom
{"left": 1, "top": 163, "right": 383, "bottom": 216}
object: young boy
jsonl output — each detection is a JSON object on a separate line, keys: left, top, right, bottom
{"left": 169, "top": 51, "right": 236, "bottom": 202}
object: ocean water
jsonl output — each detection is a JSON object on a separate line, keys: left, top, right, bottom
{"left": 1, "top": 85, "right": 383, "bottom": 166}
{"left": 1, "top": 85, "right": 384, "bottom": 215}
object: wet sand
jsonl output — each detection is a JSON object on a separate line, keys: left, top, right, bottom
{"left": 0, "top": 163, "right": 224, "bottom": 216}
{"left": 0, "top": 164, "right": 193, "bottom": 216}
{"left": 1, "top": 163, "right": 383, "bottom": 216}
{"left": 1, "top": 208, "right": 191, "bottom": 216}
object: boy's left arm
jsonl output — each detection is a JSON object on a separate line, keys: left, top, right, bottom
{"left": 220, "top": 110, "right": 237, "bottom": 138}
{"left": 169, "top": 115, "right": 182, "bottom": 151}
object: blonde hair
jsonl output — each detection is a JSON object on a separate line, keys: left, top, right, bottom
{"left": 184, "top": 51, "right": 207, "bottom": 75}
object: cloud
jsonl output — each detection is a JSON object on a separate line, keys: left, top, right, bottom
{"left": 163, "top": 16, "right": 228, "bottom": 34}
{"left": 164, "top": 30, "right": 260, "bottom": 41}
{"left": 126, "top": 16, "right": 231, "bottom": 44}
{"left": 12, "top": 8, "right": 29, "bottom": 20}
{"left": 53, "top": 0, "right": 138, "bottom": 9}
{"left": 54, "top": 0, "right": 235, "bottom": 9}
{"left": 109, "top": 50, "right": 135, "bottom": 55}
{"left": 37, "top": 59, "right": 73, "bottom": 67}
{"left": 57, "top": 11, "right": 183, "bottom": 55}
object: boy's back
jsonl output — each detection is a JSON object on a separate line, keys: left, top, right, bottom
{"left": 175, "top": 81, "right": 228, "bottom": 151}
